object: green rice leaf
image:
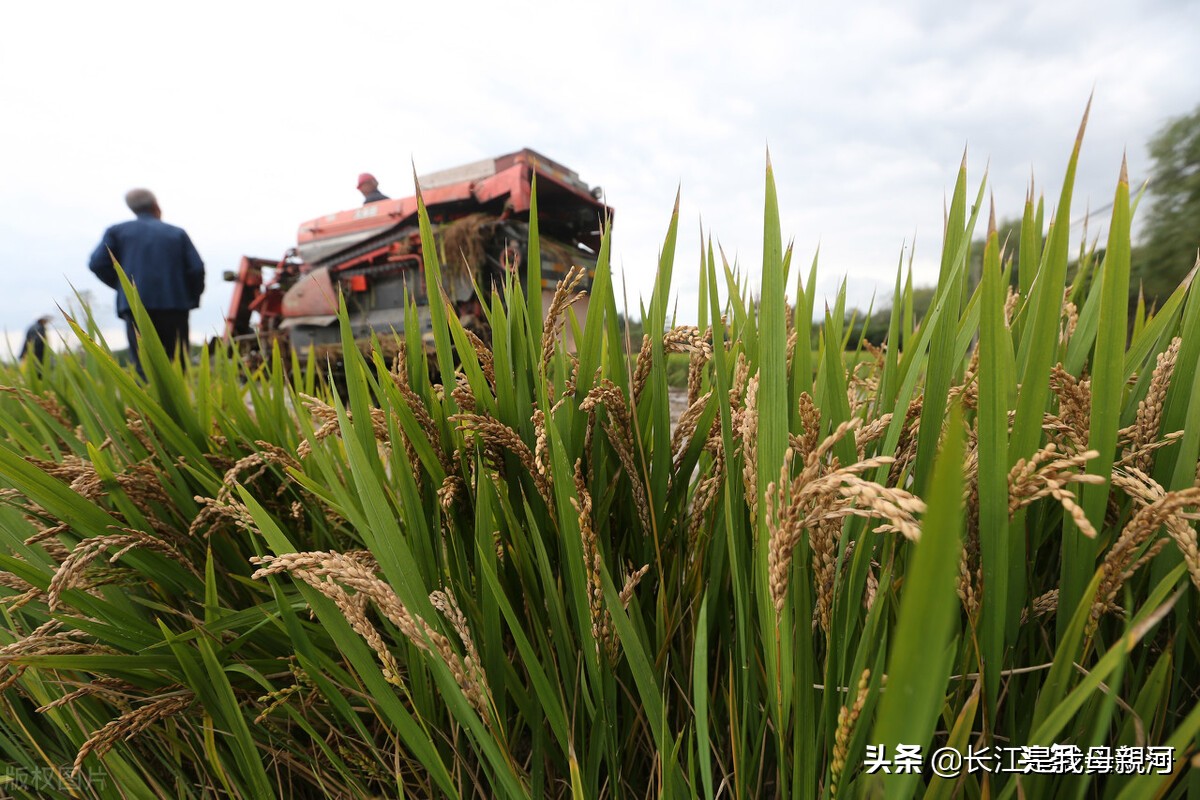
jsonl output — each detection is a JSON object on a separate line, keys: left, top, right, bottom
{"left": 869, "top": 402, "right": 965, "bottom": 799}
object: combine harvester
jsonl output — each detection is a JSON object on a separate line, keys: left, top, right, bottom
{"left": 222, "top": 149, "right": 610, "bottom": 369}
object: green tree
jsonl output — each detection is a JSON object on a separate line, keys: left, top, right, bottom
{"left": 1133, "top": 103, "right": 1200, "bottom": 305}
{"left": 615, "top": 311, "right": 644, "bottom": 350}
{"left": 851, "top": 285, "right": 936, "bottom": 347}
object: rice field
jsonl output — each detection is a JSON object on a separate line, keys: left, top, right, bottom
{"left": 1, "top": 108, "right": 1199, "bottom": 798}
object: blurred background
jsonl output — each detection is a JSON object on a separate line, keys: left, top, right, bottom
{"left": 2, "top": 0, "right": 1197, "bottom": 353}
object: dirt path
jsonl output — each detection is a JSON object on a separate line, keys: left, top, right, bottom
{"left": 668, "top": 386, "right": 689, "bottom": 436}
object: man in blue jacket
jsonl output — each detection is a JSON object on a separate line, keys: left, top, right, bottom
{"left": 89, "top": 189, "right": 205, "bottom": 376}
{"left": 19, "top": 316, "right": 52, "bottom": 364}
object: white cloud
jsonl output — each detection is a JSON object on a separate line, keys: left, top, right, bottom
{"left": 1, "top": 0, "right": 1197, "bottom": 343}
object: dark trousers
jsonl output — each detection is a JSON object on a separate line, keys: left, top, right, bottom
{"left": 124, "top": 310, "right": 190, "bottom": 378}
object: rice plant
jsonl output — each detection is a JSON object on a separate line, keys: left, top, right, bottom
{"left": 1, "top": 106, "right": 1199, "bottom": 798}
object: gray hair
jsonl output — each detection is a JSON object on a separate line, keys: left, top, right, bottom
{"left": 124, "top": 188, "right": 158, "bottom": 215}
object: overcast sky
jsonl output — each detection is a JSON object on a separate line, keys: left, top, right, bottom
{"left": 2, "top": 0, "right": 1197, "bottom": 354}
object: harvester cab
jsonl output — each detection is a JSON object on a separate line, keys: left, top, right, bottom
{"left": 222, "top": 149, "right": 610, "bottom": 369}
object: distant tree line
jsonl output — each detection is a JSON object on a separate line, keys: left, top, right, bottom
{"left": 850, "top": 103, "right": 1199, "bottom": 347}
{"left": 617, "top": 104, "right": 1199, "bottom": 353}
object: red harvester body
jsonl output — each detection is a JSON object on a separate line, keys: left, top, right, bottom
{"left": 223, "top": 149, "right": 609, "bottom": 366}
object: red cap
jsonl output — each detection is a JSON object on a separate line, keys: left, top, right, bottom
{"left": 357, "top": 172, "right": 376, "bottom": 188}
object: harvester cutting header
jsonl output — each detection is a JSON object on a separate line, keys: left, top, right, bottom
{"left": 223, "top": 149, "right": 610, "bottom": 365}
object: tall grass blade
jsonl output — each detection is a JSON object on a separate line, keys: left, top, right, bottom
{"left": 870, "top": 402, "right": 965, "bottom": 799}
